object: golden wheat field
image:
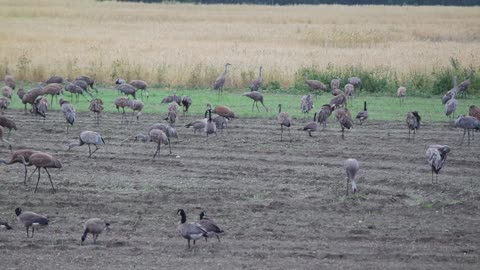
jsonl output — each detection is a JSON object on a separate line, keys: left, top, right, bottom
{"left": 0, "top": 0, "right": 479, "bottom": 88}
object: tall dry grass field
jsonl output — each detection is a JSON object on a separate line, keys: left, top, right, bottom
{"left": 0, "top": 0, "right": 479, "bottom": 88}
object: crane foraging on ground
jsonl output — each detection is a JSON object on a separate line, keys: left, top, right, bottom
{"left": 18, "top": 152, "right": 62, "bottom": 193}
{"left": 335, "top": 107, "right": 353, "bottom": 139}
{"left": 344, "top": 158, "right": 360, "bottom": 196}
{"left": 0, "top": 149, "right": 37, "bottom": 185}
{"left": 277, "top": 104, "right": 292, "bottom": 142}
{"left": 89, "top": 98, "right": 104, "bottom": 125}
{"left": 68, "top": 131, "right": 105, "bottom": 158}
{"left": 406, "top": 111, "right": 421, "bottom": 140}
{"left": 243, "top": 91, "right": 268, "bottom": 112}
{"left": 60, "top": 98, "right": 75, "bottom": 133}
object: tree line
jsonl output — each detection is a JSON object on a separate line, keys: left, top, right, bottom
{"left": 112, "top": 0, "right": 479, "bottom": 6}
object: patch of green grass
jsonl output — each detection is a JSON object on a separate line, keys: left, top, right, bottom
{"left": 7, "top": 83, "right": 480, "bottom": 122}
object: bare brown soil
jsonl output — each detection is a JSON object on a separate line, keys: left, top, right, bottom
{"left": 0, "top": 108, "right": 479, "bottom": 269}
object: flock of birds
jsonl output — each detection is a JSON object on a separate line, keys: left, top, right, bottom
{"left": 0, "top": 64, "right": 479, "bottom": 248}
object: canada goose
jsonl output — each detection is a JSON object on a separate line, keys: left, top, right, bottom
{"left": 198, "top": 211, "right": 224, "bottom": 242}
{"left": 205, "top": 109, "right": 217, "bottom": 137}
{"left": 0, "top": 218, "right": 12, "bottom": 230}
{"left": 301, "top": 112, "right": 318, "bottom": 137}
{"left": 15, "top": 208, "right": 48, "bottom": 238}
{"left": 176, "top": 209, "right": 208, "bottom": 248}
{"left": 81, "top": 218, "right": 110, "bottom": 245}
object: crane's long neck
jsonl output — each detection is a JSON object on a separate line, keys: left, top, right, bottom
{"left": 224, "top": 64, "right": 229, "bottom": 75}
{"left": 259, "top": 67, "right": 262, "bottom": 78}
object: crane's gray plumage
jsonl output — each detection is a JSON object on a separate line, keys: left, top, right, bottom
{"left": 68, "top": 131, "right": 105, "bottom": 158}
{"left": 22, "top": 86, "right": 44, "bottom": 112}
{"left": 397, "top": 86, "right": 407, "bottom": 104}
{"left": 161, "top": 91, "right": 182, "bottom": 105}
{"left": 115, "top": 83, "right": 136, "bottom": 99}
{"left": 454, "top": 115, "right": 480, "bottom": 145}
{"left": 442, "top": 88, "right": 458, "bottom": 105}
{"left": 81, "top": 218, "right": 110, "bottom": 245}
{"left": 181, "top": 96, "right": 192, "bottom": 116}
{"left": 406, "top": 111, "right": 421, "bottom": 139}
{"left": 445, "top": 97, "right": 458, "bottom": 120}
{"left": 426, "top": 145, "right": 450, "bottom": 183}
{"left": 250, "top": 66, "right": 263, "bottom": 92}
{"left": 300, "top": 94, "right": 314, "bottom": 114}
{"left": 335, "top": 107, "right": 353, "bottom": 138}
{"left": 149, "top": 128, "right": 168, "bottom": 158}
{"left": 0, "top": 97, "right": 11, "bottom": 114}
{"left": 330, "top": 94, "right": 346, "bottom": 109}
{"left": 5, "top": 74, "right": 15, "bottom": 90}
{"left": 60, "top": 98, "right": 75, "bottom": 133}
{"left": 330, "top": 78, "right": 340, "bottom": 90}
{"left": 15, "top": 208, "right": 48, "bottom": 238}
{"left": 278, "top": 104, "right": 292, "bottom": 142}
{"left": 317, "top": 104, "right": 334, "bottom": 128}
{"left": 344, "top": 158, "right": 359, "bottom": 195}
{"left": 17, "top": 152, "right": 62, "bottom": 193}
{"left": 243, "top": 91, "right": 268, "bottom": 112}
{"left": 347, "top": 77, "right": 361, "bottom": 88}
{"left": 177, "top": 209, "right": 208, "bottom": 248}
{"left": 46, "top": 75, "right": 63, "bottom": 84}
{"left": 89, "top": 98, "right": 104, "bottom": 125}
{"left": 0, "top": 149, "right": 37, "bottom": 185}
{"left": 304, "top": 74, "right": 327, "bottom": 97}
{"left": 43, "top": 83, "right": 63, "bottom": 106}
{"left": 129, "top": 80, "right": 148, "bottom": 99}
{"left": 213, "top": 63, "right": 231, "bottom": 94}
{"left": 344, "top": 83, "right": 354, "bottom": 102}
{"left": 2, "top": 86, "right": 12, "bottom": 99}
{"left": 31, "top": 96, "right": 49, "bottom": 120}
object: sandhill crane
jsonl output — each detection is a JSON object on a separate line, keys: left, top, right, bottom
{"left": 212, "top": 115, "right": 229, "bottom": 131}
{"left": 426, "top": 145, "right": 450, "bottom": 184}
{"left": 332, "top": 88, "right": 344, "bottom": 97}
{"left": 161, "top": 91, "right": 182, "bottom": 105}
{"left": 356, "top": 101, "right": 368, "bottom": 125}
{"left": 43, "top": 83, "right": 63, "bottom": 106}
{"left": 347, "top": 77, "right": 362, "bottom": 89}
{"left": 455, "top": 70, "right": 474, "bottom": 98}
{"left": 2, "top": 86, "right": 12, "bottom": 99}
{"left": 4, "top": 74, "right": 15, "bottom": 90}
{"left": 17, "top": 88, "right": 26, "bottom": 100}
{"left": 442, "top": 88, "right": 458, "bottom": 105}
{"left": 250, "top": 66, "right": 263, "bottom": 92}
{"left": 213, "top": 63, "right": 231, "bottom": 94}
{"left": 301, "top": 112, "right": 318, "bottom": 137}
{"left": 46, "top": 75, "right": 63, "bottom": 84}
{"left": 330, "top": 78, "right": 340, "bottom": 90}
{"left": 330, "top": 94, "right": 346, "bottom": 109}
{"left": 68, "top": 131, "right": 105, "bottom": 158}
{"left": 181, "top": 96, "right": 192, "bottom": 117}
{"left": 300, "top": 94, "right": 313, "bottom": 115}
{"left": 114, "top": 96, "right": 130, "bottom": 123}
{"left": 344, "top": 84, "right": 354, "bottom": 103}
{"left": 15, "top": 208, "right": 49, "bottom": 237}
{"left": 128, "top": 99, "right": 144, "bottom": 122}
{"left": 205, "top": 109, "right": 217, "bottom": 138}
{"left": 115, "top": 83, "right": 136, "bottom": 99}
{"left": 148, "top": 123, "right": 177, "bottom": 154}
{"left": 0, "top": 149, "right": 37, "bottom": 185}
{"left": 469, "top": 105, "right": 480, "bottom": 120}
{"left": 0, "top": 115, "right": 17, "bottom": 136}
{"left": 18, "top": 152, "right": 62, "bottom": 193}
{"left": 335, "top": 107, "right": 353, "bottom": 138}
{"left": 197, "top": 211, "right": 224, "bottom": 242}
{"left": 0, "top": 97, "right": 10, "bottom": 114}
{"left": 243, "top": 91, "right": 268, "bottom": 112}
{"left": 76, "top": 75, "right": 97, "bottom": 93}
{"left": 445, "top": 96, "right": 458, "bottom": 120}
{"left": 397, "top": 86, "right": 407, "bottom": 104}
{"left": 176, "top": 209, "right": 208, "bottom": 249}
{"left": 165, "top": 102, "right": 178, "bottom": 124}
{"left": 317, "top": 104, "right": 334, "bottom": 128}
{"left": 89, "top": 98, "right": 104, "bottom": 125}
{"left": 344, "top": 158, "right": 359, "bottom": 196}
{"left": 22, "top": 85, "right": 44, "bottom": 112}
{"left": 304, "top": 74, "right": 327, "bottom": 97}
{"left": 129, "top": 80, "right": 148, "bottom": 99}
{"left": 66, "top": 81, "right": 90, "bottom": 102}
{"left": 149, "top": 128, "right": 168, "bottom": 158}
{"left": 406, "top": 111, "right": 421, "bottom": 139}
{"left": 0, "top": 126, "right": 11, "bottom": 147}
{"left": 81, "top": 218, "right": 110, "bottom": 245}
{"left": 454, "top": 115, "right": 480, "bottom": 145}
{"left": 74, "top": 79, "right": 89, "bottom": 93}
{"left": 31, "top": 96, "right": 49, "bottom": 121}
{"left": 59, "top": 98, "right": 75, "bottom": 133}
{"left": 278, "top": 104, "right": 292, "bottom": 142}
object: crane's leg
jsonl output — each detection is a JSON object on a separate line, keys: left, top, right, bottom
{"left": 187, "top": 239, "right": 191, "bottom": 249}
{"left": 26, "top": 226, "right": 30, "bottom": 238}
{"left": 256, "top": 102, "right": 260, "bottom": 112}
{"left": 23, "top": 165, "right": 28, "bottom": 185}
{"left": 309, "top": 131, "right": 312, "bottom": 137}
{"left": 261, "top": 101, "right": 268, "bottom": 112}
{"left": 468, "top": 129, "right": 471, "bottom": 145}
{"left": 280, "top": 125, "right": 283, "bottom": 142}
{"left": 431, "top": 169, "right": 434, "bottom": 184}
{"left": 216, "top": 234, "right": 221, "bottom": 242}
{"left": 346, "top": 178, "right": 349, "bottom": 196}
{"left": 34, "top": 167, "right": 41, "bottom": 193}
{"left": 88, "top": 144, "right": 92, "bottom": 158}
{"left": 168, "top": 138, "right": 172, "bottom": 155}
{"left": 288, "top": 127, "right": 292, "bottom": 142}
{"left": 44, "top": 168, "right": 56, "bottom": 193}
{"left": 91, "top": 145, "right": 100, "bottom": 156}
{"left": 153, "top": 142, "right": 160, "bottom": 159}
{"left": 32, "top": 227, "right": 35, "bottom": 238}
{"left": 27, "top": 167, "right": 38, "bottom": 182}
{"left": 461, "top": 129, "right": 466, "bottom": 145}
{"left": 251, "top": 101, "right": 255, "bottom": 111}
